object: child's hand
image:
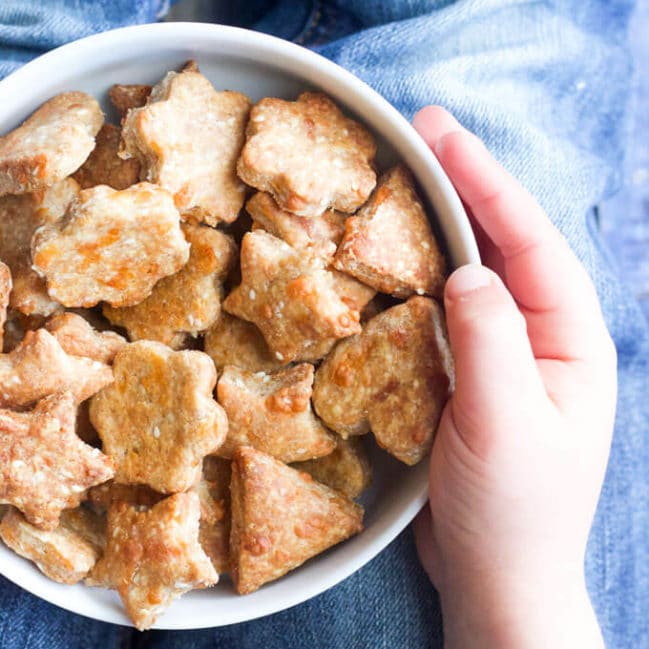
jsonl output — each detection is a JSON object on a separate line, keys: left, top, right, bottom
{"left": 412, "top": 107, "right": 616, "bottom": 649}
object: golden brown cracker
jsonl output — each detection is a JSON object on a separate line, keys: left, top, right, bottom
{"left": 0, "top": 328, "right": 114, "bottom": 408}
{"left": 216, "top": 363, "right": 335, "bottom": 463}
{"left": 32, "top": 182, "right": 190, "bottom": 308}
{"left": 203, "top": 312, "right": 282, "bottom": 374}
{"left": 109, "top": 84, "right": 152, "bottom": 118}
{"left": 313, "top": 297, "right": 454, "bottom": 465}
{"left": 0, "top": 178, "right": 79, "bottom": 316}
{"left": 0, "top": 92, "right": 103, "bottom": 195}
{"left": 89, "top": 341, "right": 227, "bottom": 493}
{"left": 86, "top": 491, "right": 217, "bottom": 630}
{"left": 0, "top": 506, "right": 105, "bottom": 584}
{"left": 334, "top": 166, "right": 446, "bottom": 298}
{"left": 223, "top": 231, "right": 361, "bottom": 362}
{"left": 87, "top": 480, "right": 164, "bottom": 514}
{"left": 196, "top": 456, "right": 231, "bottom": 574}
{"left": 72, "top": 123, "right": 140, "bottom": 190}
{"left": 45, "top": 312, "right": 126, "bottom": 363}
{"left": 293, "top": 437, "right": 371, "bottom": 499}
{"left": 247, "top": 191, "right": 346, "bottom": 261}
{"left": 230, "top": 446, "right": 363, "bottom": 594}
{"left": 237, "top": 92, "right": 376, "bottom": 217}
{"left": 0, "top": 392, "right": 114, "bottom": 529}
{"left": 103, "top": 224, "right": 237, "bottom": 349}
{"left": 120, "top": 68, "right": 251, "bottom": 225}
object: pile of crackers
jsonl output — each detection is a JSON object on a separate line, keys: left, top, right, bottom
{"left": 0, "top": 61, "right": 454, "bottom": 630}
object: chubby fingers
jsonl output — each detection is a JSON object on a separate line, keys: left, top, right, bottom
{"left": 413, "top": 106, "right": 608, "bottom": 363}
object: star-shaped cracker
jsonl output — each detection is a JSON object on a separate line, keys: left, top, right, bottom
{"left": 204, "top": 312, "right": 283, "bottom": 374}
{"left": 72, "top": 123, "right": 140, "bottom": 190}
{"left": 0, "top": 392, "right": 114, "bottom": 529}
{"left": 196, "top": 456, "right": 231, "bottom": 574}
{"left": 45, "top": 312, "right": 126, "bottom": 364}
{"left": 230, "top": 446, "right": 363, "bottom": 594}
{"left": 237, "top": 92, "right": 377, "bottom": 217}
{"left": 120, "top": 67, "right": 251, "bottom": 225}
{"left": 86, "top": 491, "right": 217, "bottom": 630}
{"left": 0, "top": 262, "right": 10, "bottom": 350}
{"left": 0, "top": 328, "right": 114, "bottom": 408}
{"left": 31, "top": 183, "right": 190, "bottom": 308}
{"left": 0, "top": 506, "right": 105, "bottom": 584}
{"left": 313, "top": 297, "right": 454, "bottom": 465}
{"left": 334, "top": 166, "right": 447, "bottom": 298}
{"left": 0, "top": 178, "right": 79, "bottom": 316}
{"left": 0, "top": 92, "right": 103, "bottom": 196}
{"left": 89, "top": 341, "right": 227, "bottom": 493}
{"left": 293, "top": 437, "right": 371, "bottom": 499}
{"left": 216, "top": 363, "right": 335, "bottom": 463}
{"left": 103, "top": 224, "right": 237, "bottom": 349}
{"left": 223, "top": 231, "right": 361, "bottom": 362}
{"left": 247, "top": 191, "right": 346, "bottom": 261}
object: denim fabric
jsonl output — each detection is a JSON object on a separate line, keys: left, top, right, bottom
{"left": 1, "top": 1, "right": 648, "bottom": 648}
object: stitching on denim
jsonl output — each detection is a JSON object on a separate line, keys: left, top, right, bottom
{"left": 294, "top": 0, "right": 322, "bottom": 45}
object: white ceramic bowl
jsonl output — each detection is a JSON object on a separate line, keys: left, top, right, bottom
{"left": 0, "top": 22, "right": 480, "bottom": 629}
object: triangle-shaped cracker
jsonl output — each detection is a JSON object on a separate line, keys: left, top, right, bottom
{"left": 230, "top": 446, "right": 363, "bottom": 594}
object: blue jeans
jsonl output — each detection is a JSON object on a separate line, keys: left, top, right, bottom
{"left": 1, "top": 2, "right": 647, "bottom": 647}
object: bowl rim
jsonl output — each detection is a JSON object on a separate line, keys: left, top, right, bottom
{"left": 0, "top": 21, "right": 480, "bottom": 629}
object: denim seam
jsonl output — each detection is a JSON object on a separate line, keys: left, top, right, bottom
{"left": 294, "top": 0, "right": 322, "bottom": 45}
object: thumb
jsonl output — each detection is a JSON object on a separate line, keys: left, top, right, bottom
{"left": 444, "top": 264, "right": 546, "bottom": 456}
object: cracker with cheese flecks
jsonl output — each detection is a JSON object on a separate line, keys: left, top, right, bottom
{"left": 87, "top": 480, "right": 164, "bottom": 514}
{"left": 196, "top": 455, "right": 231, "bottom": 574}
{"left": 237, "top": 93, "right": 376, "bottom": 217}
{"left": 0, "top": 506, "right": 106, "bottom": 584}
{"left": 0, "top": 328, "right": 114, "bottom": 408}
{"left": 0, "top": 262, "right": 10, "bottom": 351}
{"left": 89, "top": 341, "right": 227, "bottom": 493}
{"left": 313, "top": 297, "right": 454, "bottom": 465}
{"left": 223, "top": 231, "right": 361, "bottom": 363}
{"left": 31, "top": 182, "right": 189, "bottom": 308}
{"left": 103, "top": 224, "right": 237, "bottom": 349}
{"left": 203, "top": 312, "right": 282, "bottom": 374}
{"left": 293, "top": 437, "right": 371, "bottom": 499}
{"left": 216, "top": 363, "right": 335, "bottom": 463}
{"left": 230, "top": 446, "right": 363, "bottom": 594}
{"left": 86, "top": 492, "right": 217, "bottom": 630}
{"left": 334, "top": 166, "right": 446, "bottom": 298}
{"left": 0, "top": 92, "right": 103, "bottom": 196}
{"left": 0, "top": 178, "right": 79, "bottom": 316}
{"left": 72, "top": 123, "right": 140, "bottom": 190}
{"left": 247, "top": 191, "right": 346, "bottom": 261}
{"left": 120, "top": 67, "right": 251, "bottom": 225}
{"left": 45, "top": 312, "right": 126, "bottom": 364}
{"left": 0, "top": 392, "right": 114, "bottom": 529}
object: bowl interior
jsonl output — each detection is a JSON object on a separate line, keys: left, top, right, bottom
{"left": 0, "top": 23, "right": 479, "bottom": 629}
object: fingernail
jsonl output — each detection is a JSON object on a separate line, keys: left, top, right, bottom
{"left": 445, "top": 264, "right": 491, "bottom": 300}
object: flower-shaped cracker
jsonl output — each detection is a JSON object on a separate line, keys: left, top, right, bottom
{"left": 223, "top": 231, "right": 361, "bottom": 363}
{"left": 334, "top": 166, "right": 447, "bottom": 298}
{"left": 0, "top": 506, "right": 105, "bottom": 584}
{"left": 31, "top": 183, "right": 190, "bottom": 308}
{"left": 0, "top": 92, "right": 103, "bottom": 196}
{"left": 216, "top": 363, "right": 335, "bottom": 463}
{"left": 103, "top": 224, "right": 237, "bottom": 349}
{"left": 0, "top": 328, "right": 114, "bottom": 408}
{"left": 120, "top": 67, "right": 251, "bottom": 225}
{"left": 86, "top": 492, "right": 217, "bottom": 630}
{"left": 0, "top": 178, "right": 79, "bottom": 316}
{"left": 313, "top": 297, "right": 454, "bottom": 465}
{"left": 237, "top": 93, "right": 376, "bottom": 217}
{"left": 0, "top": 392, "right": 114, "bottom": 529}
{"left": 89, "top": 341, "right": 227, "bottom": 493}
{"left": 230, "top": 446, "right": 363, "bottom": 594}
